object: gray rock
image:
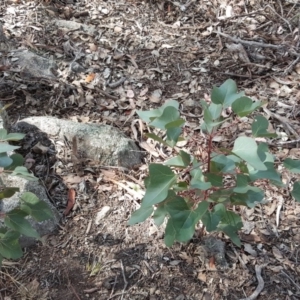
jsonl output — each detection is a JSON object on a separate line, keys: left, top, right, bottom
{"left": 0, "top": 108, "right": 60, "bottom": 248}
{"left": 12, "top": 116, "right": 143, "bottom": 168}
{"left": 0, "top": 175, "right": 60, "bottom": 247}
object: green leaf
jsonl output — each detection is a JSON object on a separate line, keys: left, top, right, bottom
{"left": 201, "top": 210, "right": 221, "bottom": 232}
{"left": 190, "top": 168, "right": 212, "bottom": 190}
{"left": 248, "top": 146, "right": 283, "bottom": 186}
{"left": 205, "top": 173, "right": 223, "bottom": 187}
{"left": 11, "top": 166, "right": 38, "bottom": 181}
{"left": 232, "top": 137, "right": 267, "bottom": 170}
{"left": 210, "top": 155, "right": 236, "bottom": 173}
{"left": 232, "top": 97, "right": 262, "bottom": 117}
{"left": 0, "top": 153, "right": 13, "bottom": 168}
{"left": 194, "top": 201, "right": 210, "bottom": 221}
{"left": 236, "top": 174, "right": 251, "bottom": 187}
{"left": 163, "top": 196, "right": 209, "bottom": 246}
{"left": 173, "top": 181, "right": 189, "bottom": 191}
{"left": 166, "top": 126, "right": 182, "bottom": 147}
{"left": 165, "top": 118, "right": 185, "bottom": 129}
{"left": 218, "top": 224, "right": 241, "bottom": 247}
{"left": 202, "top": 107, "right": 226, "bottom": 134}
{"left": 0, "top": 129, "right": 25, "bottom": 142}
{"left": 251, "top": 115, "right": 277, "bottom": 138}
{"left": 4, "top": 209, "right": 40, "bottom": 238}
{"left": 211, "top": 79, "right": 244, "bottom": 108}
{"left": 0, "top": 187, "right": 19, "bottom": 200}
{"left": 149, "top": 106, "right": 181, "bottom": 130}
{"left": 153, "top": 205, "right": 168, "bottom": 226}
{"left": 4, "top": 153, "right": 25, "bottom": 171}
{"left": 137, "top": 100, "right": 179, "bottom": 123}
{"left": 0, "top": 142, "right": 20, "bottom": 153}
{"left": 231, "top": 186, "right": 264, "bottom": 208}
{"left": 214, "top": 204, "right": 242, "bottom": 246}
{"left": 208, "top": 189, "right": 233, "bottom": 204}
{"left": 248, "top": 162, "right": 283, "bottom": 186}
{"left": 128, "top": 206, "right": 153, "bottom": 225}
{"left": 19, "top": 192, "right": 53, "bottom": 221}
{"left": 292, "top": 181, "right": 300, "bottom": 202}
{"left": 0, "top": 230, "right": 22, "bottom": 259}
{"left": 145, "top": 133, "right": 169, "bottom": 147}
{"left": 0, "top": 129, "right": 8, "bottom": 140}
{"left": 208, "top": 103, "right": 223, "bottom": 120}
{"left": 141, "top": 164, "right": 177, "bottom": 207}
{"left": 165, "top": 150, "right": 191, "bottom": 168}
{"left": 284, "top": 158, "right": 300, "bottom": 174}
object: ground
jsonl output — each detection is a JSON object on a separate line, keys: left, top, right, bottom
{"left": 0, "top": 0, "right": 300, "bottom": 299}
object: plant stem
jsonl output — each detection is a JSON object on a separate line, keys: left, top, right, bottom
{"left": 207, "top": 134, "right": 213, "bottom": 173}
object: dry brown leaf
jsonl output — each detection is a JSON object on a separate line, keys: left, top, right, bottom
{"left": 197, "top": 272, "right": 207, "bottom": 282}
{"left": 149, "top": 89, "right": 162, "bottom": 103}
{"left": 64, "top": 189, "right": 76, "bottom": 216}
{"left": 85, "top": 73, "right": 96, "bottom": 83}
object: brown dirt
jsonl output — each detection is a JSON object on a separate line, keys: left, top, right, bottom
{"left": 1, "top": 0, "right": 300, "bottom": 299}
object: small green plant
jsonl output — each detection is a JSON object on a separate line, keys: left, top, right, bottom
{"left": 0, "top": 124, "right": 53, "bottom": 266}
{"left": 128, "top": 79, "right": 300, "bottom": 247}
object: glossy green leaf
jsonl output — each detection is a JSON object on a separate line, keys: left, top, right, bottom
{"left": 232, "top": 137, "right": 267, "bottom": 170}
{"left": 284, "top": 158, "right": 300, "bottom": 174}
{"left": 211, "top": 79, "right": 244, "bottom": 108}
{"left": 0, "top": 230, "right": 22, "bottom": 259}
{"left": 291, "top": 181, "right": 300, "bottom": 202}
{"left": 137, "top": 100, "right": 179, "bottom": 123}
{"left": 251, "top": 115, "right": 277, "bottom": 138}
{"left": 165, "top": 150, "right": 191, "bottom": 168}
{"left": 4, "top": 209, "right": 39, "bottom": 238}
{"left": 20, "top": 192, "right": 53, "bottom": 221}
{"left": 141, "top": 164, "right": 177, "bottom": 207}
{"left": 128, "top": 206, "right": 153, "bottom": 225}
{"left": 232, "top": 97, "right": 262, "bottom": 117}
{"left": 11, "top": 166, "right": 38, "bottom": 181}
{"left": 0, "top": 142, "right": 20, "bottom": 153}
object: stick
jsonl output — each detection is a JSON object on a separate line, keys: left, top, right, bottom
{"left": 240, "top": 265, "right": 265, "bottom": 300}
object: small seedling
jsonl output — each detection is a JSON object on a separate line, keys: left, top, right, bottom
{"left": 128, "top": 79, "right": 300, "bottom": 247}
